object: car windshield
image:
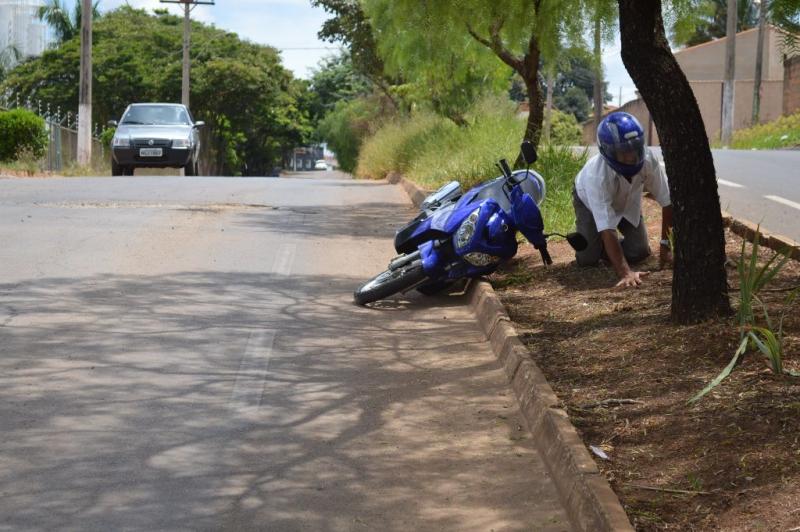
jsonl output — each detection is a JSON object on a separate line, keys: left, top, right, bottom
{"left": 122, "top": 105, "right": 191, "bottom": 126}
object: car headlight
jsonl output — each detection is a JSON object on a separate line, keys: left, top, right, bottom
{"left": 172, "top": 138, "right": 192, "bottom": 148}
{"left": 112, "top": 136, "right": 130, "bottom": 148}
{"left": 455, "top": 208, "right": 481, "bottom": 250}
{"left": 464, "top": 252, "right": 501, "bottom": 267}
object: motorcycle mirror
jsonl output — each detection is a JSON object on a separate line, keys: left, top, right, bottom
{"left": 566, "top": 232, "right": 588, "bottom": 251}
{"left": 520, "top": 140, "right": 537, "bottom": 165}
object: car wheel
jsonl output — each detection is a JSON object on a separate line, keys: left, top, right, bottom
{"left": 194, "top": 160, "right": 200, "bottom": 176}
{"left": 184, "top": 160, "right": 195, "bottom": 176}
{"left": 111, "top": 160, "right": 123, "bottom": 176}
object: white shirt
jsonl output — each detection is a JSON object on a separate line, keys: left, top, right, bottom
{"left": 575, "top": 150, "right": 671, "bottom": 232}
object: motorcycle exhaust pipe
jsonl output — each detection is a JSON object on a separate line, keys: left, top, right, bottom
{"left": 388, "top": 250, "right": 421, "bottom": 271}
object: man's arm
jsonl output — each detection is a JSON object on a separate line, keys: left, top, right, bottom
{"left": 601, "top": 230, "right": 649, "bottom": 287}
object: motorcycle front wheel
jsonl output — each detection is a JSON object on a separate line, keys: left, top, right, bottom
{"left": 354, "top": 263, "right": 427, "bottom": 305}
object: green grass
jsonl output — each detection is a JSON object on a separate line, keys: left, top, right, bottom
{"left": 721, "top": 111, "right": 800, "bottom": 149}
{"left": 355, "top": 96, "right": 587, "bottom": 234}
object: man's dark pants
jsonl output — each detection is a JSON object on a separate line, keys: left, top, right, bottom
{"left": 572, "top": 188, "right": 651, "bottom": 266}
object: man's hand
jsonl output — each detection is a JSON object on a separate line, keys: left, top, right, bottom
{"left": 615, "top": 270, "right": 649, "bottom": 288}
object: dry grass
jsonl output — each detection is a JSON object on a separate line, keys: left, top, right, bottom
{"left": 490, "top": 199, "right": 800, "bottom": 531}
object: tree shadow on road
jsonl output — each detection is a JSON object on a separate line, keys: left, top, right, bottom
{"left": 0, "top": 270, "right": 567, "bottom": 531}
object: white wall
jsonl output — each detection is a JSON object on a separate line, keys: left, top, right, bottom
{"left": 0, "top": 0, "right": 47, "bottom": 61}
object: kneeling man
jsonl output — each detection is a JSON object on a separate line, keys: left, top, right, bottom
{"left": 573, "top": 112, "right": 673, "bottom": 288}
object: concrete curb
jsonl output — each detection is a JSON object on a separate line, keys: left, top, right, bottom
{"left": 391, "top": 173, "right": 633, "bottom": 532}
{"left": 467, "top": 281, "right": 635, "bottom": 532}
{"left": 721, "top": 210, "right": 800, "bottom": 260}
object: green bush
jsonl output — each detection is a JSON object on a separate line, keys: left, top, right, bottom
{"left": 548, "top": 108, "right": 583, "bottom": 146}
{"left": 0, "top": 108, "right": 47, "bottom": 162}
{"left": 725, "top": 111, "right": 800, "bottom": 149}
{"left": 358, "top": 95, "right": 524, "bottom": 190}
{"left": 318, "top": 97, "right": 387, "bottom": 173}
{"left": 100, "top": 127, "right": 116, "bottom": 147}
{"left": 355, "top": 95, "right": 588, "bottom": 234}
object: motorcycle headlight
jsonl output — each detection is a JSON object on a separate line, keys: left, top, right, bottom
{"left": 455, "top": 208, "right": 481, "bottom": 250}
{"left": 172, "top": 138, "right": 192, "bottom": 148}
{"left": 112, "top": 136, "right": 130, "bottom": 148}
{"left": 464, "top": 252, "right": 501, "bottom": 267}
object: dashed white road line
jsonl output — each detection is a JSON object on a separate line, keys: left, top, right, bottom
{"left": 718, "top": 179, "right": 744, "bottom": 188}
{"left": 272, "top": 243, "right": 297, "bottom": 276}
{"left": 765, "top": 195, "right": 800, "bottom": 211}
{"left": 659, "top": 162, "right": 745, "bottom": 189}
{"left": 230, "top": 330, "right": 277, "bottom": 412}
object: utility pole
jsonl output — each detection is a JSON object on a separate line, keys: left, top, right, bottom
{"left": 721, "top": 0, "right": 737, "bottom": 146}
{"left": 160, "top": 0, "right": 215, "bottom": 107}
{"left": 752, "top": 0, "right": 768, "bottom": 125}
{"left": 77, "top": 0, "right": 92, "bottom": 166}
{"left": 592, "top": 15, "right": 603, "bottom": 135}
{"left": 543, "top": 69, "right": 554, "bottom": 143}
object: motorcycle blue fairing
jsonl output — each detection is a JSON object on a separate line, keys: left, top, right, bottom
{"left": 510, "top": 185, "right": 546, "bottom": 249}
{"left": 395, "top": 167, "right": 548, "bottom": 281}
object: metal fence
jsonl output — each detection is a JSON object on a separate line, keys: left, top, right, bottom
{"left": 0, "top": 93, "right": 107, "bottom": 172}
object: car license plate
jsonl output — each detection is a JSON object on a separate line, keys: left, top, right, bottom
{"left": 139, "top": 148, "right": 163, "bottom": 157}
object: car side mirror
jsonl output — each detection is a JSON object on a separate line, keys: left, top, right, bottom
{"left": 194, "top": 121, "right": 205, "bottom": 128}
{"left": 107, "top": 120, "right": 118, "bottom": 127}
{"left": 521, "top": 140, "right": 537, "bottom": 165}
{"left": 566, "top": 232, "right": 588, "bottom": 252}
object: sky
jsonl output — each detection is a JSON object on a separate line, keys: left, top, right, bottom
{"left": 62, "top": 0, "right": 638, "bottom": 104}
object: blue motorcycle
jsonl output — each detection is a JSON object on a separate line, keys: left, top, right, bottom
{"left": 354, "top": 141, "right": 586, "bottom": 305}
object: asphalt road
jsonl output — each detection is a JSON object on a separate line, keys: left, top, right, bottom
{"left": 0, "top": 171, "right": 570, "bottom": 531}
{"left": 584, "top": 146, "right": 800, "bottom": 242}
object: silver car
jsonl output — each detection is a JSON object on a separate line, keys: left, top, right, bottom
{"left": 109, "top": 103, "right": 204, "bottom": 176}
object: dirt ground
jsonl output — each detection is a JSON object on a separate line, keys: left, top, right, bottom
{"left": 490, "top": 199, "right": 800, "bottom": 531}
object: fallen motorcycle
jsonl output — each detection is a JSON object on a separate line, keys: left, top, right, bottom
{"left": 354, "top": 141, "right": 587, "bottom": 305}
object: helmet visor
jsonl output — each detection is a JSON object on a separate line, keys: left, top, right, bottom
{"left": 613, "top": 137, "right": 644, "bottom": 167}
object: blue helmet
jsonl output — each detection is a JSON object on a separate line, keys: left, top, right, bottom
{"left": 597, "top": 112, "right": 645, "bottom": 178}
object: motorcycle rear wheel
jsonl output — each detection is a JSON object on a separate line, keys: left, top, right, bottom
{"left": 354, "top": 263, "right": 427, "bottom": 305}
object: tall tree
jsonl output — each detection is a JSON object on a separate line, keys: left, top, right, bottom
{"left": 307, "top": 52, "right": 372, "bottom": 125}
{"left": 672, "top": 0, "right": 758, "bottom": 46}
{"left": 311, "top": 0, "right": 398, "bottom": 109}
{"left": 617, "top": 0, "right": 731, "bottom": 323}
{"left": 363, "top": 0, "right": 583, "bottom": 146}
{"left": 0, "top": 45, "right": 22, "bottom": 83}
{"left": 37, "top": 0, "right": 100, "bottom": 45}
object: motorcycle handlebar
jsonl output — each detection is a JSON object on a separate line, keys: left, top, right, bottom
{"left": 499, "top": 159, "right": 512, "bottom": 178}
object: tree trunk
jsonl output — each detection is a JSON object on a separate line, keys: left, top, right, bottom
{"left": 593, "top": 15, "right": 604, "bottom": 133}
{"left": 752, "top": 0, "right": 767, "bottom": 125}
{"left": 618, "top": 0, "right": 731, "bottom": 324}
{"left": 721, "top": 0, "right": 737, "bottom": 145}
{"left": 544, "top": 69, "right": 554, "bottom": 143}
{"left": 523, "top": 75, "right": 544, "bottom": 147}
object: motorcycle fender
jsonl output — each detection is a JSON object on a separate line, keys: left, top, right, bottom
{"left": 418, "top": 241, "right": 444, "bottom": 276}
{"left": 511, "top": 190, "right": 547, "bottom": 248}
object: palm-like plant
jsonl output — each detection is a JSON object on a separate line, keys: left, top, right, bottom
{"left": 676, "top": 0, "right": 760, "bottom": 47}
{"left": 770, "top": 0, "right": 800, "bottom": 54}
{"left": 0, "top": 44, "right": 22, "bottom": 83}
{"left": 37, "top": 0, "right": 101, "bottom": 45}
